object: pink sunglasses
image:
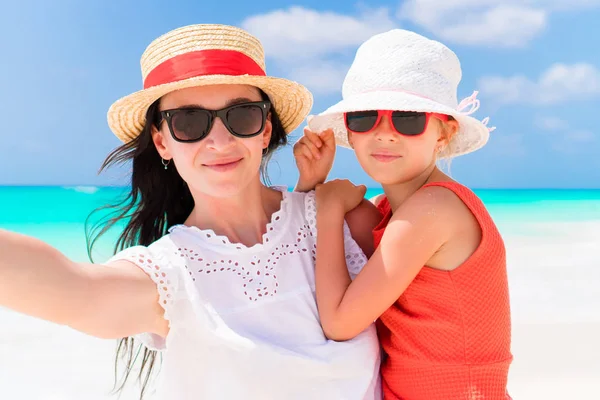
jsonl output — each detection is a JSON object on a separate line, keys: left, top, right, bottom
{"left": 344, "top": 110, "right": 449, "bottom": 136}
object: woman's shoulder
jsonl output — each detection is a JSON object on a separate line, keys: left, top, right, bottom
{"left": 263, "top": 186, "right": 312, "bottom": 219}
{"left": 105, "top": 235, "right": 179, "bottom": 271}
{"left": 282, "top": 188, "right": 313, "bottom": 203}
{"left": 369, "top": 193, "right": 386, "bottom": 207}
{"left": 281, "top": 189, "right": 316, "bottom": 219}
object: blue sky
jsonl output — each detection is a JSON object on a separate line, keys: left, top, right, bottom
{"left": 2, "top": 0, "right": 599, "bottom": 188}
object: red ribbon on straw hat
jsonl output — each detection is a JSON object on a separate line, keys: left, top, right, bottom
{"left": 143, "top": 49, "right": 266, "bottom": 89}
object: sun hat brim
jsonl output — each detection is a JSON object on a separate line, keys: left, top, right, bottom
{"left": 307, "top": 90, "right": 491, "bottom": 158}
{"left": 108, "top": 75, "right": 313, "bottom": 143}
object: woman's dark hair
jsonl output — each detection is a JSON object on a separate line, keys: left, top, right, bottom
{"left": 85, "top": 89, "right": 288, "bottom": 398}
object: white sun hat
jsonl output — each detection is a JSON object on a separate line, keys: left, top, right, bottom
{"left": 307, "top": 29, "right": 495, "bottom": 158}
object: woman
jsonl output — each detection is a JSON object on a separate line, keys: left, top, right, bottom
{"left": 0, "top": 24, "right": 381, "bottom": 399}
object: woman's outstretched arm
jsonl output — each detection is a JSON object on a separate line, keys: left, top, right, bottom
{"left": 0, "top": 229, "right": 167, "bottom": 339}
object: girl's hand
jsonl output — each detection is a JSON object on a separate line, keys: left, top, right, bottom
{"left": 293, "top": 128, "right": 336, "bottom": 192}
{"left": 315, "top": 179, "right": 367, "bottom": 215}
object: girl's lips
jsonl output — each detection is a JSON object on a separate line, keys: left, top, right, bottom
{"left": 371, "top": 153, "right": 401, "bottom": 163}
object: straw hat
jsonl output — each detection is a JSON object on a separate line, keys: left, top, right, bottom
{"left": 307, "top": 29, "right": 495, "bottom": 158}
{"left": 107, "top": 24, "right": 313, "bottom": 143}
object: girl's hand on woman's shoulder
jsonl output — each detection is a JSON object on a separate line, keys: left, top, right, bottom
{"left": 315, "top": 179, "right": 367, "bottom": 216}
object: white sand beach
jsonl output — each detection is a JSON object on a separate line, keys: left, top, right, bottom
{"left": 1, "top": 219, "right": 599, "bottom": 399}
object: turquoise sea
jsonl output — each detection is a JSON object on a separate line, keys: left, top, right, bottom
{"left": 1, "top": 185, "right": 599, "bottom": 263}
{"left": 2, "top": 186, "right": 600, "bottom": 400}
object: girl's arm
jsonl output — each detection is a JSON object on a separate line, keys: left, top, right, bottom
{"left": 0, "top": 229, "right": 167, "bottom": 339}
{"left": 293, "top": 127, "right": 381, "bottom": 257}
{"left": 343, "top": 200, "right": 382, "bottom": 258}
{"left": 315, "top": 184, "right": 462, "bottom": 341}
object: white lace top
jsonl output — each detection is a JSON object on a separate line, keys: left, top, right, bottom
{"left": 108, "top": 189, "right": 382, "bottom": 400}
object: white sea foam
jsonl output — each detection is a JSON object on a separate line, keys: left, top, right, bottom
{"left": 63, "top": 186, "right": 100, "bottom": 194}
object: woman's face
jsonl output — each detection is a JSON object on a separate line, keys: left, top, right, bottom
{"left": 152, "top": 84, "right": 272, "bottom": 198}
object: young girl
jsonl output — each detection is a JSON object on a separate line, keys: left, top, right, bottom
{"left": 0, "top": 25, "right": 382, "bottom": 399}
{"left": 295, "top": 29, "right": 513, "bottom": 399}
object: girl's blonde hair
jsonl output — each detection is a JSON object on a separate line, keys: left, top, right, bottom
{"left": 436, "top": 115, "right": 458, "bottom": 173}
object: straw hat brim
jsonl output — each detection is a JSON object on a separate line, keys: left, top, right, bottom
{"left": 108, "top": 75, "right": 313, "bottom": 143}
{"left": 307, "top": 91, "right": 490, "bottom": 158}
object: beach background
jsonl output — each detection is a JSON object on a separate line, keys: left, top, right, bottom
{"left": 1, "top": 186, "right": 599, "bottom": 399}
{"left": 2, "top": 0, "right": 600, "bottom": 399}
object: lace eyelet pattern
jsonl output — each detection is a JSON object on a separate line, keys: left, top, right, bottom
{"left": 173, "top": 221, "right": 317, "bottom": 302}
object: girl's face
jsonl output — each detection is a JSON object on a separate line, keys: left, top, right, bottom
{"left": 151, "top": 84, "right": 272, "bottom": 198}
{"left": 348, "top": 111, "right": 458, "bottom": 185}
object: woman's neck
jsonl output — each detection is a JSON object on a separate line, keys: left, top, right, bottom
{"left": 185, "top": 180, "right": 283, "bottom": 247}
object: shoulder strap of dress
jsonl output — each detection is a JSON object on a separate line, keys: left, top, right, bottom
{"left": 376, "top": 195, "right": 390, "bottom": 215}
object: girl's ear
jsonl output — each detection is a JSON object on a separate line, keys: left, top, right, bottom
{"left": 437, "top": 118, "right": 459, "bottom": 147}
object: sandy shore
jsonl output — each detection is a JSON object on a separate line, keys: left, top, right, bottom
{"left": 2, "top": 314, "right": 598, "bottom": 399}
{"left": 1, "top": 220, "right": 599, "bottom": 399}
{"left": 509, "top": 322, "right": 600, "bottom": 399}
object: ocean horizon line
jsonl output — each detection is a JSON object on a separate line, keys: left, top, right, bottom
{"left": 1, "top": 184, "right": 600, "bottom": 191}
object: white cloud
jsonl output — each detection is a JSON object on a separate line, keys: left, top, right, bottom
{"left": 398, "top": 3, "right": 546, "bottom": 47}
{"left": 397, "top": 0, "right": 600, "bottom": 47}
{"left": 241, "top": 6, "right": 398, "bottom": 95}
{"left": 19, "top": 139, "right": 46, "bottom": 155}
{"left": 532, "top": 116, "right": 596, "bottom": 154}
{"left": 478, "top": 63, "right": 600, "bottom": 104}
{"left": 550, "top": 130, "right": 596, "bottom": 153}
{"left": 241, "top": 6, "right": 397, "bottom": 61}
{"left": 533, "top": 117, "right": 596, "bottom": 149}
{"left": 287, "top": 62, "right": 347, "bottom": 95}
{"left": 537, "top": 0, "right": 600, "bottom": 11}
{"left": 241, "top": 4, "right": 600, "bottom": 97}
{"left": 489, "top": 133, "right": 527, "bottom": 157}
{"left": 566, "top": 130, "right": 595, "bottom": 142}
{"left": 438, "top": 6, "right": 546, "bottom": 47}
{"left": 534, "top": 116, "right": 569, "bottom": 130}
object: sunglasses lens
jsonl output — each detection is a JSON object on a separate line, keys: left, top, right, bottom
{"left": 170, "top": 109, "right": 211, "bottom": 141}
{"left": 227, "top": 104, "right": 265, "bottom": 136}
{"left": 391, "top": 111, "right": 427, "bottom": 136}
{"left": 346, "top": 111, "right": 379, "bottom": 133}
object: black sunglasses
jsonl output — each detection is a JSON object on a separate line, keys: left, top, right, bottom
{"left": 158, "top": 101, "right": 271, "bottom": 143}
